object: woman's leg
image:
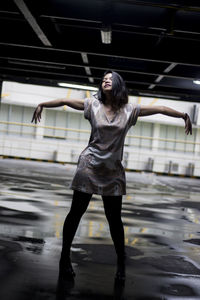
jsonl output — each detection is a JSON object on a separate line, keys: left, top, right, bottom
{"left": 60, "top": 190, "right": 92, "bottom": 270}
{"left": 102, "top": 195, "right": 126, "bottom": 279}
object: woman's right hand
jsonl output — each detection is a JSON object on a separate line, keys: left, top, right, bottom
{"left": 31, "top": 105, "right": 43, "bottom": 124}
{"left": 184, "top": 113, "right": 192, "bottom": 135}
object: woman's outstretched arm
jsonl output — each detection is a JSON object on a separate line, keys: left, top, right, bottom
{"left": 139, "top": 105, "right": 192, "bottom": 135}
{"left": 31, "top": 98, "right": 84, "bottom": 124}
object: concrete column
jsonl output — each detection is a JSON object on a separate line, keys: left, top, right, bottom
{"left": 194, "top": 128, "right": 200, "bottom": 154}
{"left": 152, "top": 123, "right": 160, "bottom": 150}
{"left": 0, "top": 80, "right": 2, "bottom": 103}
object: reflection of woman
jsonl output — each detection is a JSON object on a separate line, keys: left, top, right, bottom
{"left": 31, "top": 70, "right": 192, "bottom": 282}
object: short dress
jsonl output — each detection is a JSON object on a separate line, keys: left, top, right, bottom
{"left": 70, "top": 98, "right": 140, "bottom": 196}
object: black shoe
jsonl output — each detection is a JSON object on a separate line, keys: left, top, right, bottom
{"left": 115, "top": 255, "right": 126, "bottom": 282}
{"left": 59, "top": 265, "right": 76, "bottom": 280}
{"left": 115, "top": 268, "right": 126, "bottom": 282}
{"left": 59, "top": 258, "right": 76, "bottom": 281}
{"left": 56, "top": 272, "right": 75, "bottom": 298}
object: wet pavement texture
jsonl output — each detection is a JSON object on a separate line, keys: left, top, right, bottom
{"left": 0, "top": 159, "right": 200, "bottom": 300}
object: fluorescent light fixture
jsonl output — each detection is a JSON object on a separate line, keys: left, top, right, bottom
{"left": 89, "top": 77, "right": 94, "bottom": 83}
{"left": 193, "top": 79, "right": 200, "bottom": 85}
{"left": 148, "top": 84, "right": 156, "bottom": 89}
{"left": 81, "top": 52, "right": 89, "bottom": 64}
{"left": 164, "top": 63, "right": 177, "bottom": 73}
{"left": 58, "top": 82, "right": 98, "bottom": 91}
{"left": 101, "top": 27, "right": 112, "bottom": 44}
{"left": 155, "top": 75, "right": 164, "bottom": 83}
{"left": 84, "top": 66, "right": 91, "bottom": 75}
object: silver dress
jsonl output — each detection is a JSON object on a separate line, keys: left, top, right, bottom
{"left": 70, "top": 98, "right": 140, "bottom": 196}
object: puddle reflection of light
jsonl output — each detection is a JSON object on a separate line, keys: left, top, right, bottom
{"left": 0, "top": 200, "right": 42, "bottom": 213}
{"left": 185, "top": 208, "right": 200, "bottom": 224}
{"left": 54, "top": 213, "right": 62, "bottom": 238}
{"left": 81, "top": 219, "right": 149, "bottom": 247}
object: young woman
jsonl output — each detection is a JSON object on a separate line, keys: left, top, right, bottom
{"left": 31, "top": 70, "right": 192, "bottom": 282}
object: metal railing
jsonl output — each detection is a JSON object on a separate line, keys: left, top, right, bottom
{"left": 1, "top": 120, "right": 199, "bottom": 174}
{"left": 0, "top": 120, "right": 198, "bottom": 148}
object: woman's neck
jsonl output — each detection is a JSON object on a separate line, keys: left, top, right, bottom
{"left": 104, "top": 94, "right": 113, "bottom": 106}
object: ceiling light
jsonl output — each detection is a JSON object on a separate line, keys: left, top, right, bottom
{"left": 193, "top": 80, "right": 200, "bottom": 85}
{"left": 58, "top": 82, "right": 98, "bottom": 91}
{"left": 89, "top": 77, "right": 94, "bottom": 83}
{"left": 148, "top": 84, "right": 156, "bottom": 89}
{"left": 155, "top": 75, "right": 164, "bottom": 83}
{"left": 101, "top": 27, "right": 112, "bottom": 44}
{"left": 81, "top": 52, "right": 89, "bottom": 64}
{"left": 163, "top": 63, "right": 177, "bottom": 73}
{"left": 84, "top": 66, "right": 91, "bottom": 75}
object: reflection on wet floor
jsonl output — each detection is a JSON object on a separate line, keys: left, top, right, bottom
{"left": 0, "top": 159, "right": 200, "bottom": 299}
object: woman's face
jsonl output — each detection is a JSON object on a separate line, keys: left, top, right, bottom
{"left": 102, "top": 73, "right": 112, "bottom": 93}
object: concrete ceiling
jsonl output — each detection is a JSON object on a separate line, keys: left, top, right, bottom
{"left": 1, "top": 0, "right": 200, "bottom": 102}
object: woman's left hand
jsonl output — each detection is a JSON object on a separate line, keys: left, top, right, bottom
{"left": 184, "top": 113, "right": 192, "bottom": 135}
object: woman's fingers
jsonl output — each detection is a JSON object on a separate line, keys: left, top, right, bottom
{"left": 31, "top": 106, "right": 42, "bottom": 124}
{"left": 31, "top": 111, "right": 37, "bottom": 123}
{"left": 31, "top": 114, "right": 34, "bottom": 123}
{"left": 37, "top": 112, "right": 41, "bottom": 123}
{"left": 185, "top": 116, "right": 192, "bottom": 135}
{"left": 32, "top": 112, "right": 38, "bottom": 124}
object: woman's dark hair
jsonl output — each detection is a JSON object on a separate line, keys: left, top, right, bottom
{"left": 96, "top": 70, "right": 128, "bottom": 111}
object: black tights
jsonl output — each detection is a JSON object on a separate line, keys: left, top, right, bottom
{"left": 60, "top": 190, "right": 125, "bottom": 264}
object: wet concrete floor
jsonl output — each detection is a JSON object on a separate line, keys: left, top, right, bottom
{"left": 1, "top": 159, "right": 200, "bottom": 300}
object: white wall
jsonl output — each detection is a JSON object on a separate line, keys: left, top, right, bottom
{"left": 1, "top": 81, "right": 200, "bottom": 177}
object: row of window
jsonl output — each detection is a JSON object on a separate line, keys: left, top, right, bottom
{"left": 0, "top": 103, "right": 198, "bottom": 154}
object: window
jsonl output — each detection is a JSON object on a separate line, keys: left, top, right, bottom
{"left": 44, "top": 109, "right": 90, "bottom": 143}
{"left": 126, "top": 121, "right": 153, "bottom": 149}
{"left": 0, "top": 103, "right": 9, "bottom": 135}
{"left": 159, "top": 124, "right": 196, "bottom": 153}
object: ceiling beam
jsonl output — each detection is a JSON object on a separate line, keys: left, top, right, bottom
{"left": 1, "top": 41, "right": 200, "bottom": 67}
{"left": 1, "top": 71, "right": 200, "bottom": 102}
{"left": 148, "top": 62, "right": 178, "bottom": 90}
{"left": 1, "top": 55, "right": 197, "bottom": 82}
{"left": 13, "top": 0, "right": 52, "bottom": 46}
{"left": 40, "top": 15, "right": 200, "bottom": 43}
{"left": 119, "top": 0, "right": 200, "bottom": 12}
{"left": 0, "top": 65, "right": 197, "bottom": 93}
{"left": 43, "top": 20, "right": 200, "bottom": 43}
